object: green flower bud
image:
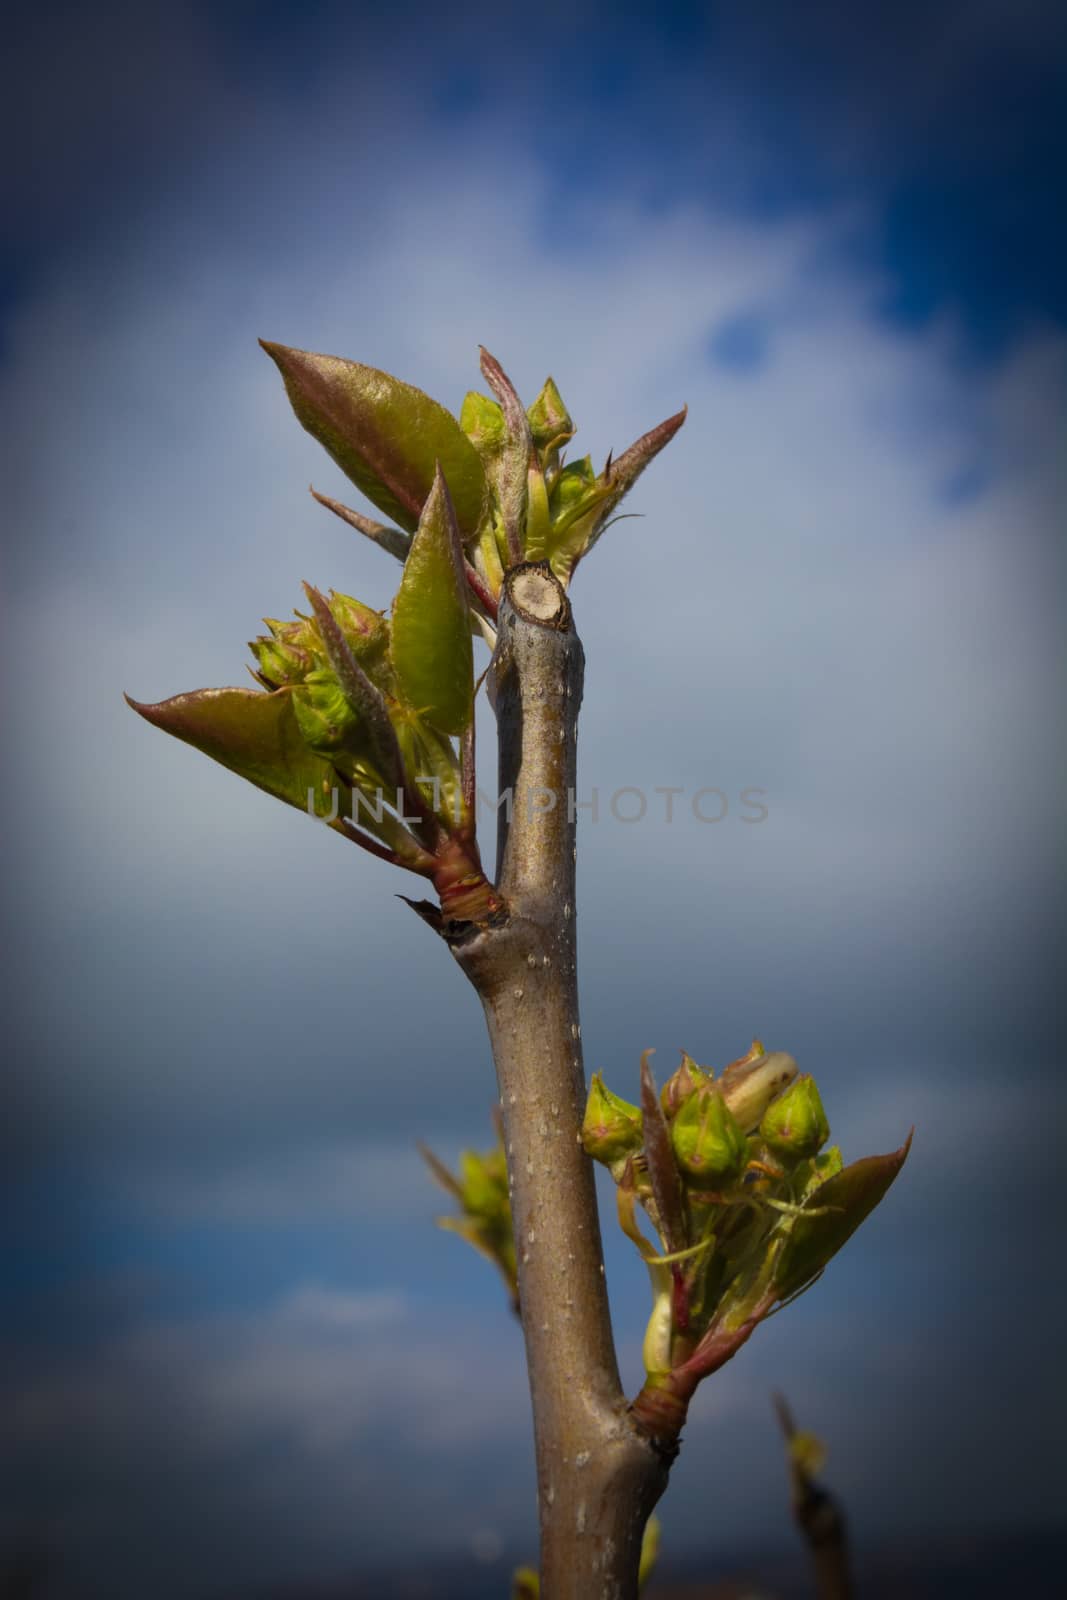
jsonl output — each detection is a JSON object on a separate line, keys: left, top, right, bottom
{"left": 660, "top": 1051, "right": 711, "bottom": 1119}
{"left": 719, "top": 1049, "right": 798, "bottom": 1133}
{"left": 248, "top": 615, "right": 323, "bottom": 688}
{"left": 271, "top": 612, "right": 320, "bottom": 650}
{"left": 581, "top": 1072, "right": 643, "bottom": 1164}
{"left": 249, "top": 632, "right": 314, "bottom": 689}
{"left": 460, "top": 390, "right": 506, "bottom": 454}
{"left": 527, "top": 377, "right": 574, "bottom": 456}
{"left": 291, "top": 667, "right": 361, "bottom": 755}
{"left": 671, "top": 1086, "right": 748, "bottom": 1186}
{"left": 759, "top": 1074, "right": 830, "bottom": 1161}
{"left": 328, "top": 591, "right": 390, "bottom": 675}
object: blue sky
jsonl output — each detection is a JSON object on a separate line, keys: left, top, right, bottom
{"left": 2, "top": 3, "right": 1065, "bottom": 1595}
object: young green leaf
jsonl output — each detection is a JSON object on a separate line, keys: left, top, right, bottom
{"left": 394, "top": 708, "right": 465, "bottom": 831}
{"left": 603, "top": 406, "right": 688, "bottom": 499}
{"left": 310, "top": 487, "right": 413, "bottom": 565}
{"left": 546, "top": 407, "right": 688, "bottom": 581}
{"left": 260, "top": 342, "right": 487, "bottom": 542}
{"left": 126, "top": 685, "right": 348, "bottom": 825}
{"left": 391, "top": 466, "right": 474, "bottom": 736}
{"left": 773, "top": 1133, "right": 913, "bottom": 1302}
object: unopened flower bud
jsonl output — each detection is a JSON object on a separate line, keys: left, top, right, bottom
{"left": 277, "top": 613, "right": 322, "bottom": 650}
{"left": 527, "top": 377, "right": 574, "bottom": 456}
{"left": 328, "top": 591, "right": 389, "bottom": 671}
{"left": 660, "top": 1051, "right": 710, "bottom": 1119}
{"left": 459, "top": 390, "right": 506, "bottom": 453}
{"left": 250, "top": 615, "right": 322, "bottom": 685}
{"left": 582, "top": 1073, "right": 643, "bottom": 1164}
{"left": 724, "top": 1037, "right": 766, "bottom": 1073}
{"left": 759, "top": 1074, "right": 830, "bottom": 1161}
{"left": 249, "top": 630, "right": 314, "bottom": 688}
{"left": 671, "top": 1086, "right": 748, "bottom": 1186}
{"left": 719, "top": 1049, "right": 798, "bottom": 1133}
{"left": 291, "top": 667, "right": 360, "bottom": 754}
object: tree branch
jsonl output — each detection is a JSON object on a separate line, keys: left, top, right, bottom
{"left": 774, "top": 1393, "right": 854, "bottom": 1600}
{"left": 452, "top": 564, "right": 668, "bottom": 1598}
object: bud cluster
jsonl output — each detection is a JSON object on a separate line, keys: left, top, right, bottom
{"left": 247, "top": 585, "right": 470, "bottom": 848}
{"left": 581, "top": 1041, "right": 909, "bottom": 1411}
{"left": 257, "top": 340, "right": 684, "bottom": 631}
{"left": 131, "top": 343, "right": 685, "bottom": 916}
{"left": 458, "top": 355, "right": 687, "bottom": 604}
{"left": 132, "top": 468, "right": 498, "bottom": 920}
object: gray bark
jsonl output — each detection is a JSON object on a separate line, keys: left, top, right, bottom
{"left": 452, "top": 565, "right": 668, "bottom": 1598}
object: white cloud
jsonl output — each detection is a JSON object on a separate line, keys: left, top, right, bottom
{"left": 275, "top": 1283, "right": 408, "bottom": 1331}
{"left": 1, "top": 44, "right": 1061, "bottom": 1594}
{"left": 3, "top": 104, "right": 1060, "bottom": 1140}
{"left": 128, "top": 1142, "right": 439, "bottom": 1224}
{"left": 3, "top": 1281, "right": 531, "bottom": 1592}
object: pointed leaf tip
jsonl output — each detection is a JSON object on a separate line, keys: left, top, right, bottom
{"left": 774, "top": 1131, "right": 912, "bottom": 1302}
{"left": 126, "top": 683, "right": 347, "bottom": 822}
{"left": 607, "top": 405, "right": 688, "bottom": 487}
{"left": 418, "top": 1141, "right": 466, "bottom": 1202}
{"left": 478, "top": 350, "right": 528, "bottom": 432}
{"left": 309, "top": 485, "right": 412, "bottom": 564}
{"left": 261, "top": 339, "right": 487, "bottom": 541}
{"left": 527, "top": 376, "right": 574, "bottom": 454}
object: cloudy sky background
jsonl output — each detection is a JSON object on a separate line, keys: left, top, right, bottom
{"left": 2, "top": 2, "right": 1065, "bottom": 1594}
